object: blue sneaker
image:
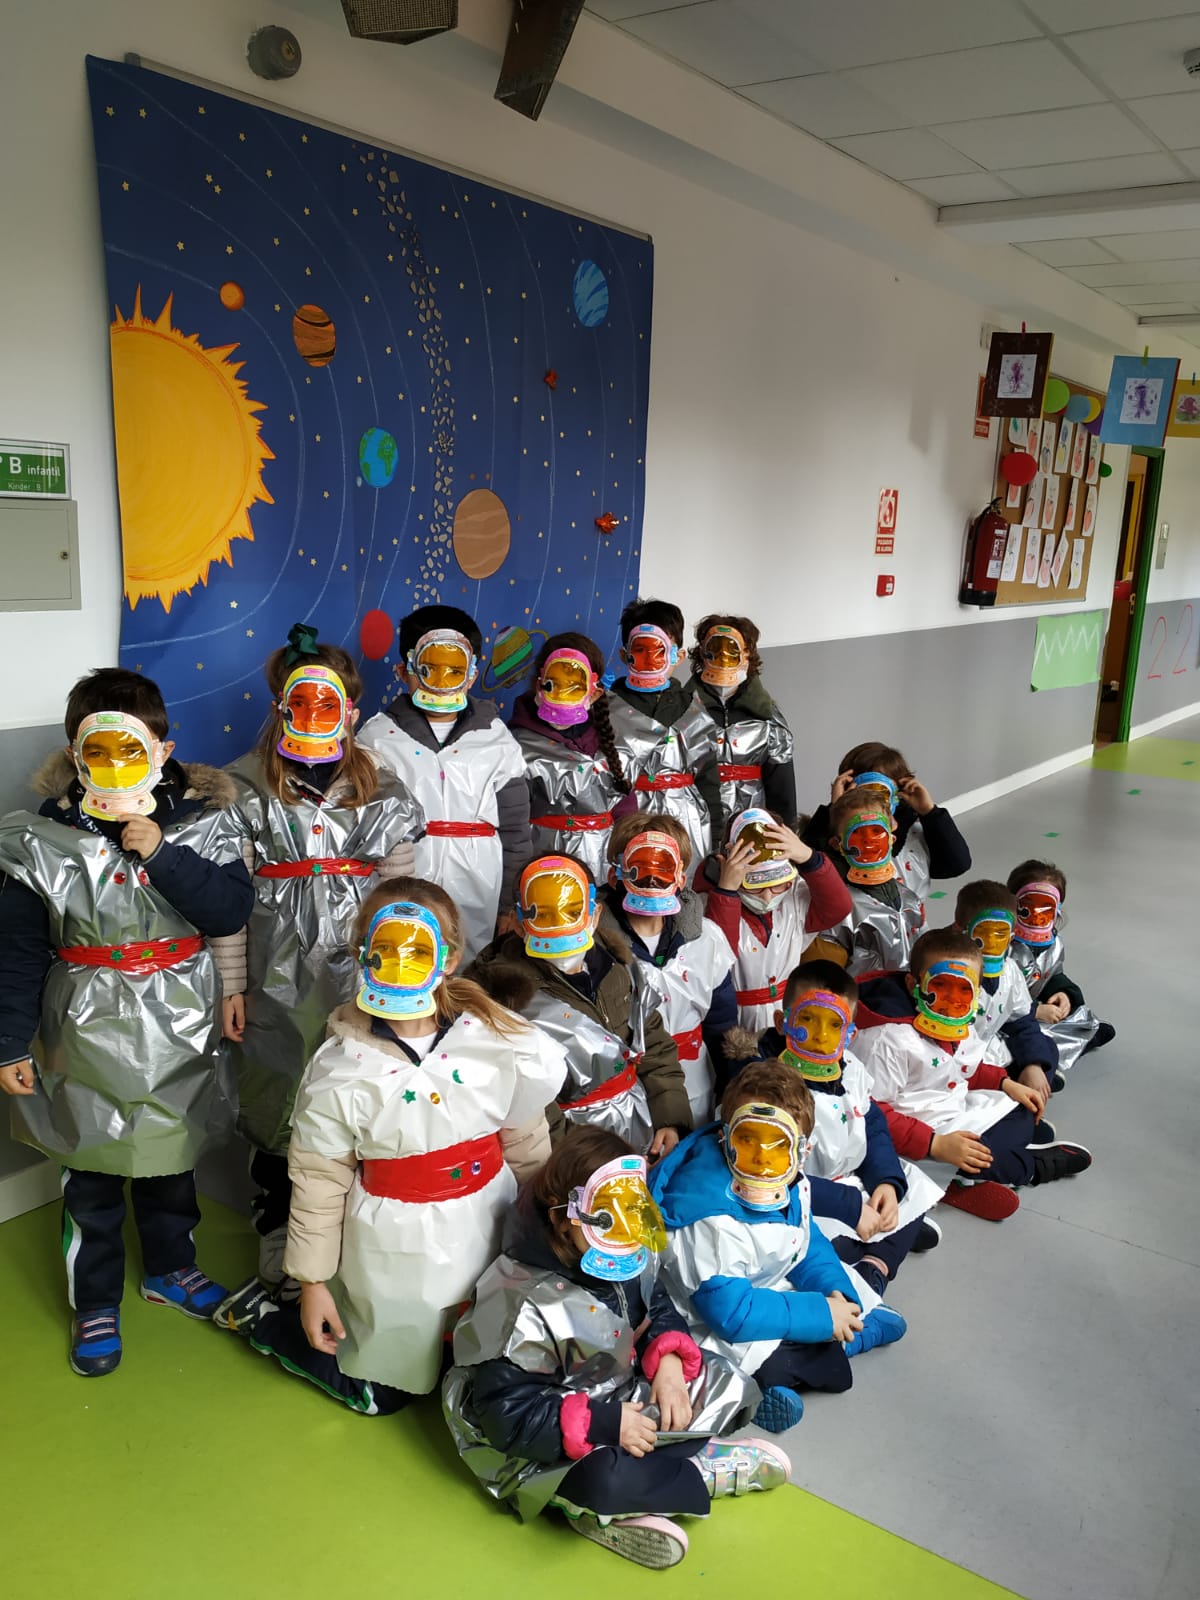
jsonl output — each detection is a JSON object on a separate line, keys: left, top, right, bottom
{"left": 846, "top": 1304, "right": 907, "bottom": 1357}
{"left": 753, "top": 1385, "right": 804, "bottom": 1432}
{"left": 70, "top": 1308, "right": 122, "bottom": 1376}
{"left": 141, "top": 1267, "right": 227, "bottom": 1320}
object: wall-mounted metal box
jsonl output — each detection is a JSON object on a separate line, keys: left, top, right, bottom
{"left": 0, "top": 499, "right": 81, "bottom": 610}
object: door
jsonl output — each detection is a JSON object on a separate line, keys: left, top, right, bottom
{"left": 1094, "top": 449, "right": 1162, "bottom": 745}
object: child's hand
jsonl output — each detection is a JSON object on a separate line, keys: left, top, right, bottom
{"left": 930, "top": 1130, "right": 992, "bottom": 1174}
{"left": 619, "top": 1401, "right": 659, "bottom": 1458}
{"left": 1016, "top": 1064, "right": 1051, "bottom": 1111}
{"left": 299, "top": 1281, "right": 346, "bottom": 1355}
{"left": 716, "top": 838, "right": 757, "bottom": 892}
{"left": 118, "top": 815, "right": 163, "bottom": 859}
{"left": 1038, "top": 994, "right": 1071, "bottom": 1023}
{"left": 1003, "top": 1078, "right": 1044, "bottom": 1118}
{"left": 827, "top": 1292, "right": 864, "bottom": 1343}
{"left": 0, "top": 1058, "right": 37, "bottom": 1096}
{"left": 830, "top": 770, "right": 854, "bottom": 804}
{"left": 222, "top": 995, "right": 246, "bottom": 1042}
{"left": 763, "top": 822, "right": 812, "bottom": 866}
{"left": 648, "top": 1126, "right": 680, "bottom": 1160}
{"left": 868, "top": 1183, "right": 900, "bottom": 1232}
{"left": 897, "top": 777, "right": 935, "bottom": 816}
{"left": 648, "top": 1353, "right": 693, "bottom": 1432}
{"left": 855, "top": 1200, "right": 884, "bottom": 1241}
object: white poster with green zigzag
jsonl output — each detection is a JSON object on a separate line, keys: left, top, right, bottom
{"left": 1031, "top": 610, "right": 1104, "bottom": 691}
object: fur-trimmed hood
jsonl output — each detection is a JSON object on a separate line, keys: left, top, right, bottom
{"left": 31, "top": 750, "right": 237, "bottom": 811}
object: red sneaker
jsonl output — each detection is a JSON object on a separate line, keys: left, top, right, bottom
{"left": 941, "top": 1180, "right": 1020, "bottom": 1222}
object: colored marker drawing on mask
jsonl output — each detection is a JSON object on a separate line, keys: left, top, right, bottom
{"left": 842, "top": 807, "right": 896, "bottom": 885}
{"left": 616, "top": 831, "right": 684, "bottom": 916}
{"left": 409, "top": 630, "right": 476, "bottom": 715}
{"left": 782, "top": 989, "right": 855, "bottom": 1082}
{"left": 567, "top": 1154, "right": 666, "bottom": 1282}
{"left": 277, "top": 664, "right": 350, "bottom": 763}
{"left": 534, "top": 648, "right": 594, "bottom": 730}
{"left": 968, "top": 910, "right": 1015, "bottom": 978}
{"left": 730, "top": 808, "right": 796, "bottom": 891}
{"left": 1015, "top": 884, "right": 1061, "bottom": 946}
{"left": 623, "top": 624, "right": 678, "bottom": 692}
{"left": 357, "top": 901, "right": 449, "bottom": 1019}
{"left": 74, "top": 711, "right": 165, "bottom": 820}
{"left": 725, "top": 1101, "right": 802, "bottom": 1210}
{"left": 700, "top": 626, "right": 747, "bottom": 690}
{"left": 913, "top": 959, "right": 979, "bottom": 1044}
{"left": 518, "top": 856, "right": 596, "bottom": 960}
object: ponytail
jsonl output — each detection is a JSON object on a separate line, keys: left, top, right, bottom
{"left": 435, "top": 975, "right": 530, "bottom": 1039}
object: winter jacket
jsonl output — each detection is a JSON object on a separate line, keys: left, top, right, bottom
{"left": 687, "top": 675, "right": 796, "bottom": 822}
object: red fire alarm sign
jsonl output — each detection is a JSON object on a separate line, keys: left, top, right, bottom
{"left": 875, "top": 488, "right": 898, "bottom": 556}
{"left": 876, "top": 573, "right": 895, "bottom": 596}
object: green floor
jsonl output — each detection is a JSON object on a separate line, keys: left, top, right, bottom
{"left": 2, "top": 1197, "right": 1018, "bottom": 1600}
{"left": 1088, "top": 735, "right": 1200, "bottom": 781}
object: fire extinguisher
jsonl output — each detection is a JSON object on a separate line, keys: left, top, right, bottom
{"left": 960, "top": 498, "right": 1010, "bottom": 607}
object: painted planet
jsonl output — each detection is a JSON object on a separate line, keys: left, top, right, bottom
{"left": 293, "top": 303, "right": 336, "bottom": 367}
{"left": 360, "top": 608, "right": 395, "bottom": 661}
{"left": 1063, "top": 393, "right": 1091, "bottom": 423}
{"left": 453, "top": 488, "right": 511, "bottom": 579}
{"left": 1083, "top": 397, "right": 1102, "bottom": 423}
{"left": 482, "top": 624, "right": 547, "bottom": 691}
{"left": 572, "top": 259, "right": 609, "bottom": 328}
{"left": 219, "top": 281, "right": 245, "bottom": 311}
{"left": 359, "top": 427, "right": 398, "bottom": 488}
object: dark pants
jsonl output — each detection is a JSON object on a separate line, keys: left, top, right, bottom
{"left": 249, "top": 1148, "right": 292, "bottom": 1239}
{"left": 249, "top": 1300, "right": 412, "bottom": 1416}
{"left": 834, "top": 1215, "right": 924, "bottom": 1284}
{"left": 754, "top": 1337, "right": 852, "bottom": 1395}
{"left": 972, "top": 1106, "right": 1037, "bottom": 1187}
{"left": 558, "top": 1440, "right": 709, "bottom": 1518}
{"left": 62, "top": 1167, "right": 200, "bottom": 1313}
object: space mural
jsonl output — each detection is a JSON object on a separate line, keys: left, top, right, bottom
{"left": 86, "top": 56, "right": 653, "bottom": 763}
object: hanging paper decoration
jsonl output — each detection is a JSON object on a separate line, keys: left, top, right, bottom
{"left": 1099, "top": 353, "right": 1179, "bottom": 447}
{"left": 1166, "top": 374, "right": 1200, "bottom": 440}
{"left": 1063, "top": 392, "right": 1091, "bottom": 424}
{"left": 1043, "top": 378, "right": 1070, "bottom": 414}
{"left": 1001, "top": 450, "right": 1038, "bottom": 486}
{"left": 981, "top": 330, "right": 1054, "bottom": 418}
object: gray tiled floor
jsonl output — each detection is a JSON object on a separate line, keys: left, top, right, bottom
{"left": 782, "top": 719, "right": 1200, "bottom": 1600}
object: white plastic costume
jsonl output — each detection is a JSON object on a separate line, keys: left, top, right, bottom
{"left": 633, "top": 917, "right": 733, "bottom": 1123}
{"left": 858, "top": 1022, "right": 1012, "bottom": 1141}
{"left": 723, "top": 882, "right": 815, "bottom": 1033}
{"left": 973, "top": 957, "right": 1036, "bottom": 1069}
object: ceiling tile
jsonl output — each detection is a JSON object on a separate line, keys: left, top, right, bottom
{"left": 909, "top": 173, "right": 1019, "bottom": 204}
{"left": 1066, "top": 17, "right": 1200, "bottom": 101}
{"left": 1019, "top": 239, "right": 1120, "bottom": 265}
{"left": 1067, "top": 258, "right": 1200, "bottom": 286}
{"left": 997, "top": 152, "right": 1186, "bottom": 197}
{"left": 620, "top": 1, "right": 822, "bottom": 86}
{"left": 831, "top": 128, "right": 979, "bottom": 180}
{"left": 1107, "top": 279, "right": 1200, "bottom": 302}
{"left": 1176, "top": 147, "right": 1200, "bottom": 175}
{"left": 936, "top": 103, "right": 1157, "bottom": 168}
{"left": 1026, "top": 2, "right": 1200, "bottom": 29}
{"left": 845, "top": 40, "right": 1104, "bottom": 125}
{"left": 744, "top": 0, "right": 1038, "bottom": 71}
{"left": 1125, "top": 92, "right": 1200, "bottom": 148}
{"left": 741, "top": 73, "right": 905, "bottom": 137}
{"left": 1093, "top": 226, "right": 1200, "bottom": 259}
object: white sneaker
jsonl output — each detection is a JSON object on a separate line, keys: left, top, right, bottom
{"left": 562, "top": 1510, "right": 688, "bottom": 1568}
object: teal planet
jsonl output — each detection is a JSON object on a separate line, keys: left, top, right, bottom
{"left": 358, "top": 427, "right": 398, "bottom": 488}
{"left": 572, "top": 260, "right": 609, "bottom": 328}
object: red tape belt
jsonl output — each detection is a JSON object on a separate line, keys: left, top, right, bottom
{"left": 530, "top": 812, "right": 614, "bottom": 832}
{"left": 736, "top": 981, "right": 785, "bottom": 1006}
{"left": 633, "top": 773, "right": 695, "bottom": 791}
{"left": 360, "top": 1134, "right": 503, "bottom": 1203}
{"left": 58, "top": 933, "right": 206, "bottom": 975}
{"left": 672, "top": 1024, "right": 703, "bottom": 1061}
{"left": 424, "top": 821, "right": 498, "bottom": 837}
{"left": 559, "top": 1057, "right": 641, "bottom": 1111}
{"left": 718, "top": 764, "right": 763, "bottom": 782}
{"left": 257, "top": 859, "right": 374, "bottom": 879}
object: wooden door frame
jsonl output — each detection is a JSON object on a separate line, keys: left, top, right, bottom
{"left": 1115, "top": 445, "right": 1165, "bottom": 743}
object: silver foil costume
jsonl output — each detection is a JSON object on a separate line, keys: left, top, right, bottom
{"left": 443, "top": 1253, "right": 760, "bottom": 1520}
{"left": 225, "top": 753, "right": 425, "bottom": 1154}
{"left": 607, "top": 691, "right": 715, "bottom": 869}
{"left": 697, "top": 698, "right": 794, "bottom": 821}
{"left": 831, "top": 878, "right": 925, "bottom": 977}
{"left": 0, "top": 788, "right": 243, "bottom": 1177}
{"left": 1011, "top": 933, "right": 1102, "bottom": 1072}
{"left": 522, "top": 983, "right": 653, "bottom": 1152}
{"left": 513, "top": 721, "right": 625, "bottom": 882}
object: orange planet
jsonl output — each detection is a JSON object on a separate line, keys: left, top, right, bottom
{"left": 219, "top": 281, "right": 245, "bottom": 310}
{"left": 452, "top": 489, "right": 511, "bottom": 579}
{"left": 292, "top": 303, "right": 336, "bottom": 367}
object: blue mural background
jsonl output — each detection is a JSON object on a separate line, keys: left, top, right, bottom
{"left": 86, "top": 56, "right": 652, "bottom": 762}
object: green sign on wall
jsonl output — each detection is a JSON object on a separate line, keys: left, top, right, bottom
{"left": 0, "top": 440, "right": 70, "bottom": 498}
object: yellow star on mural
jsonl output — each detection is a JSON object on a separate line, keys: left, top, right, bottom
{"left": 214, "top": 185, "right": 221, "bottom": 195}
{"left": 138, "top": 108, "right": 146, "bottom": 118}
{"left": 105, "top": 106, "right": 114, "bottom": 116}
{"left": 176, "top": 241, "right": 184, "bottom": 251}
{"left": 122, "top": 181, "right": 129, "bottom": 191}
{"left": 225, "top": 245, "right": 233, "bottom": 255}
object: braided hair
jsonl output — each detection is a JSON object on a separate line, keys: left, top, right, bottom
{"left": 529, "top": 631, "right": 631, "bottom": 794}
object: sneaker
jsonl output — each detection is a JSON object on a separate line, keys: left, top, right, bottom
{"left": 692, "top": 1437, "right": 791, "bottom": 1497}
{"left": 846, "top": 1304, "right": 907, "bottom": 1357}
{"left": 560, "top": 1509, "right": 688, "bottom": 1569}
{"left": 1083, "top": 1021, "right": 1116, "bottom": 1055}
{"left": 942, "top": 1179, "right": 1020, "bottom": 1222}
{"left": 912, "top": 1216, "right": 941, "bottom": 1252}
{"left": 1028, "top": 1118, "right": 1058, "bottom": 1147}
{"left": 69, "top": 1308, "right": 122, "bottom": 1377}
{"left": 141, "top": 1267, "right": 227, "bottom": 1320}
{"left": 1050, "top": 1072, "right": 1065, "bottom": 1092}
{"left": 212, "top": 1274, "right": 278, "bottom": 1335}
{"left": 1032, "top": 1141, "right": 1092, "bottom": 1185}
{"left": 753, "top": 1385, "right": 804, "bottom": 1433}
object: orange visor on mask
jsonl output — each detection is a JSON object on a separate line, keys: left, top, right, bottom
{"left": 615, "top": 831, "right": 685, "bottom": 915}
{"left": 277, "top": 665, "right": 350, "bottom": 764}
{"left": 701, "top": 625, "right": 748, "bottom": 690}
{"left": 74, "top": 712, "right": 164, "bottom": 820}
{"left": 1014, "top": 884, "right": 1061, "bottom": 947}
{"left": 624, "top": 625, "right": 678, "bottom": 692}
{"left": 913, "top": 959, "right": 979, "bottom": 1043}
{"left": 517, "top": 856, "right": 596, "bottom": 960}
{"left": 841, "top": 807, "right": 896, "bottom": 885}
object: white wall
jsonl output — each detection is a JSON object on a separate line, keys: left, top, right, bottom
{"left": 1, "top": 0, "right": 1198, "bottom": 729}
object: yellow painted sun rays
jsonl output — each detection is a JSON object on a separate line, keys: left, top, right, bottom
{"left": 109, "top": 288, "right": 274, "bottom": 611}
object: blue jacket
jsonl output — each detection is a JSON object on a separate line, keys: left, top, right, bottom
{"left": 650, "top": 1125, "right": 858, "bottom": 1346}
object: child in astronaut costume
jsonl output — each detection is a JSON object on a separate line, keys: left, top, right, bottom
{"left": 510, "top": 631, "right": 636, "bottom": 882}
{"left": 815, "top": 789, "right": 926, "bottom": 978}
{"left": 696, "top": 807, "right": 853, "bottom": 1033}
{"left": 856, "top": 930, "right": 1092, "bottom": 1225}
{"left": 471, "top": 854, "right": 692, "bottom": 1158}
{"left": 214, "top": 877, "right": 564, "bottom": 1413}
{"left": 444, "top": 1125, "right": 783, "bottom": 1571}
{"left": 650, "top": 1061, "right": 905, "bottom": 1437}
{"left": 1006, "top": 859, "right": 1115, "bottom": 1073}
{"left": 359, "top": 604, "right": 530, "bottom": 963}
{"left": 599, "top": 813, "right": 739, "bottom": 1124}
{"left": 606, "top": 598, "right": 722, "bottom": 871}
{"left": 752, "top": 961, "right": 942, "bottom": 1300}
{"left": 684, "top": 614, "right": 796, "bottom": 824}
{"left": 217, "top": 626, "right": 425, "bottom": 1296}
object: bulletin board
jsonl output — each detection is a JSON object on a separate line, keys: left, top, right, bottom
{"left": 991, "top": 375, "right": 1107, "bottom": 607}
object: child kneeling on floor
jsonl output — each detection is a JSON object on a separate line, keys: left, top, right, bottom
{"left": 650, "top": 1061, "right": 906, "bottom": 1436}
{"left": 856, "top": 929, "right": 1093, "bottom": 1223}
{"left": 214, "top": 877, "right": 565, "bottom": 1413}
{"left": 443, "top": 1126, "right": 785, "bottom": 1571}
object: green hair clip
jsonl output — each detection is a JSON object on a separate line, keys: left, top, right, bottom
{"left": 283, "top": 622, "right": 321, "bottom": 668}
